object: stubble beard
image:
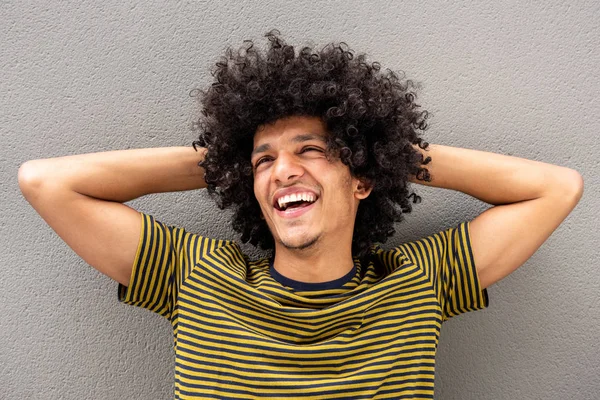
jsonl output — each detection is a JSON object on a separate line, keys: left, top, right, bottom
{"left": 278, "top": 233, "right": 321, "bottom": 251}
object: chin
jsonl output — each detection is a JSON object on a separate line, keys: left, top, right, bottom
{"left": 278, "top": 233, "right": 320, "bottom": 251}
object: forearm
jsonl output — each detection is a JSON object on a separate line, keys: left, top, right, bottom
{"left": 409, "top": 143, "right": 580, "bottom": 205}
{"left": 20, "top": 146, "right": 207, "bottom": 203}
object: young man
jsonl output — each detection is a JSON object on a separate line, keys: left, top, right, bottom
{"left": 19, "top": 31, "right": 583, "bottom": 399}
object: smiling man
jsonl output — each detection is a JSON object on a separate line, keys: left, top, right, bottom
{"left": 252, "top": 116, "right": 372, "bottom": 284}
{"left": 19, "top": 30, "right": 583, "bottom": 399}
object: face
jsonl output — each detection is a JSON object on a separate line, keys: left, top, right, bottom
{"left": 251, "top": 115, "right": 372, "bottom": 253}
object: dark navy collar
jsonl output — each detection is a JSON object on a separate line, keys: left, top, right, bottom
{"left": 269, "top": 257, "right": 357, "bottom": 291}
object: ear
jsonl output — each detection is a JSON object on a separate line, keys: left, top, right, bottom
{"left": 354, "top": 178, "right": 373, "bottom": 200}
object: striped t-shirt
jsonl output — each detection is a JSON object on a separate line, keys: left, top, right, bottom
{"left": 119, "top": 212, "right": 489, "bottom": 399}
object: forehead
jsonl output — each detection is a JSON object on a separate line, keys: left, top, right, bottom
{"left": 253, "top": 115, "right": 328, "bottom": 146}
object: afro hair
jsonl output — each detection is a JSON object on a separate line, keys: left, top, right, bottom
{"left": 191, "top": 29, "right": 432, "bottom": 261}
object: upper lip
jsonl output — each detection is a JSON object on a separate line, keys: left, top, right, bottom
{"left": 272, "top": 186, "right": 319, "bottom": 208}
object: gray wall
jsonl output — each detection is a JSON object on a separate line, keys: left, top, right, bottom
{"left": 2, "top": 1, "right": 598, "bottom": 399}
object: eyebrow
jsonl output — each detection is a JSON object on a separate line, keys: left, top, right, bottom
{"left": 251, "top": 133, "right": 326, "bottom": 158}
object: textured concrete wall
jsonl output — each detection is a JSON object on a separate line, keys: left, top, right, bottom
{"left": 3, "top": 1, "right": 598, "bottom": 399}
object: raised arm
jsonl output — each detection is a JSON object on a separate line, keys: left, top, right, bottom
{"left": 18, "top": 146, "right": 207, "bottom": 286}
{"left": 410, "top": 143, "right": 584, "bottom": 289}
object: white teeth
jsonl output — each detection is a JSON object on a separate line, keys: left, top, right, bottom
{"left": 276, "top": 192, "right": 317, "bottom": 210}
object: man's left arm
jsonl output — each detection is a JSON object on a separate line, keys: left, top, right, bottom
{"left": 410, "top": 143, "right": 584, "bottom": 289}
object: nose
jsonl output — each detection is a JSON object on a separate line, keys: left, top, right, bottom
{"left": 271, "top": 151, "right": 305, "bottom": 183}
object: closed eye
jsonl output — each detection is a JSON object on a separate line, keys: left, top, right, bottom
{"left": 254, "top": 156, "right": 273, "bottom": 167}
{"left": 301, "top": 146, "right": 323, "bottom": 153}
{"left": 253, "top": 147, "right": 323, "bottom": 169}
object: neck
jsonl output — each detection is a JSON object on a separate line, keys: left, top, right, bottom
{"left": 272, "top": 241, "right": 355, "bottom": 284}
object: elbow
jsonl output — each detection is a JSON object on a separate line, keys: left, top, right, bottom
{"left": 18, "top": 160, "right": 45, "bottom": 197}
{"left": 541, "top": 168, "right": 584, "bottom": 207}
{"left": 566, "top": 169, "right": 584, "bottom": 199}
{"left": 557, "top": 169, "right": 584, "bottom": 205}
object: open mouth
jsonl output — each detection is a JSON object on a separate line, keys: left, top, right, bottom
{"left": 273, "top": 198, "right": 318, "bottom": 219}
{"left": 274, "top": 193, "right": 319, "bottom": 212}
{"left": 274, "top": 198, "right": 317, "bottom": 211}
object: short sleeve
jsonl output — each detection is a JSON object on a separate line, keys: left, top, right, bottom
{"left": 118, "top": 212, "right": 229, "bottom": 321}
{"left": 398, "top": 221, "right": 489, "bottom": 321}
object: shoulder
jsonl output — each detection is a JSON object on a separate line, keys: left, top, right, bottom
{"left": 363, "top": 243, "right": 409, "bottom": 276}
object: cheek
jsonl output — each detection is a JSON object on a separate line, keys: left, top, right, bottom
{"left": 253, "top": 176, "right": 269, "bottom": 208}
{"left": 253, "top": 182, "right": 258, "bottom": 201}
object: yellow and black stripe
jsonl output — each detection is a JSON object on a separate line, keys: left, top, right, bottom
{"left": 119, "top": 212, "right": 489, "bottom": 399}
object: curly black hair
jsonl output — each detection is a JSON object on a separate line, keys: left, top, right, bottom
{"left": 191, "top": 29, "right": 432, "bottom": 261}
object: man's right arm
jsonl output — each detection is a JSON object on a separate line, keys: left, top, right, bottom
{"left": 18, "top": 146, "right": 208, "bottom": 286}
